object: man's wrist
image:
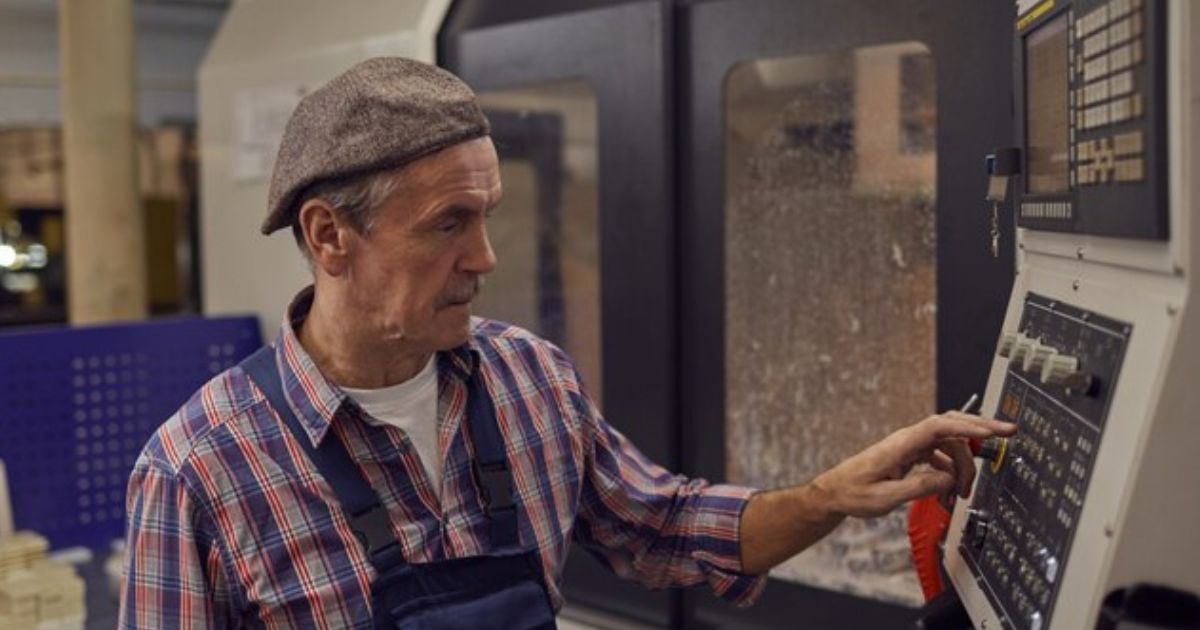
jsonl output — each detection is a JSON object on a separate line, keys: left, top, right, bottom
{"left": 805, "top": 473, "right": 846, "bottom": 521}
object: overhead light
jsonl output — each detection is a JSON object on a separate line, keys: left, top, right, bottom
{"left": 0, "top": 245, "right": 17, "bottom": 268}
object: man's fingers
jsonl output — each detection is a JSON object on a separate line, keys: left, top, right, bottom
{"left": 875, "top": 468, "right": 956, "bottom": 508}
{"left": 926, "top": 450, "right": 954, "bottom": 474}
{"left": 911, "top": 413, "right": 1016, "bottom": 444}
{"left": 938, "top": 439, "right": 977, "bottom": 498}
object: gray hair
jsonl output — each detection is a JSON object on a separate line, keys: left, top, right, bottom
{"left": 291, "top": 167, "right": 402, "bottom": 257}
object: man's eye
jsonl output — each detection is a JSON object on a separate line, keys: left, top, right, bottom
{"left": 438, "top": 219, "right": 461, "bottom": 233}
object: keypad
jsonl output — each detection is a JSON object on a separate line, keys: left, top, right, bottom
{"left": 1068, "top": 0, "right": 1150, "bottom": 188}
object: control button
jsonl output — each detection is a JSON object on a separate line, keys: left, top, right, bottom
{"left": 1111, "top": 96, "right": 1133, "bottom": 123}
{"left": 1037, "top": 548, "right": 1061, "bottom": 583}
{"left": 1083, "top": 28, "right": 1110, "bottom": 59}
{"left": 1030, "top": 611, "right": 1045, "bottom": 630}
{"left": 1132, "top": 92, "right": 1144, "bottom": 117}
{"left": 1084, "top": 54, "right": 1111, "bottom": 83}
{"left": 1078, "top": 140, "right": 1094, "bottom": 160}
{"left": 1115, "top": 157, "right": 1145, "bottom": 182}
{"left": 1084, "top": 78, "right": 1111, "bottom": 105}
{"left": 1110, "top": 0, "right": 1132, "bottom": 20}
{"left": 1114, "top": 130, "right": 1143, "bottom": 156}
{"left": 967, "top": 509, "right": 992, "bottom": 540}
{"left": 979, "top": 438, "right": 1009, "bottom": 473}
{"left": 1110, "top": 69, "right": 1134, "bottom": 98}
{"left": 1132, "top": 37, "right": 1144, "bottom": 64}
{"left": 1110, "top": 43, "right": 1133, "bottom": 73}
{"left": 1109, "top": 16, "right": 1132, "bottom": 46}
{"left": 1080, "top": 5, "right": 1109, "bottom": 38}
{"left": 997, "top": 332, "right": 1021, "bottom": 358}
{"left": 1025, "top": 343, "right": 1056, "bottom": 373}
{"left": 1079, "top": 164, "right": 1095, "bottom": 185}
{"left": 1132, "top": 11, "right": 1143, "bottom": 37}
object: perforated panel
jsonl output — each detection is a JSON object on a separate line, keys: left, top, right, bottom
{"left": 0, "top": 316, "right": 261, "bottom": 549}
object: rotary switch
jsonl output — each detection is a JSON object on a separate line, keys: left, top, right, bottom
{"left": 978, "top": 437, "right": 1009, "bottom": 472}
{"left": 1042, "top": 353, "right": 1090, "bottom": 390}
{"left": 1010, "top": 335, "right": 1036, "bottom": 366}
{"left": 967, "top": 509, "right": 992, "bottom": 541}
{"left": 1024, "top": 342, "right": 1057, "bottom": 374}
{"left": 997, "top": 332, "right": 1020, "bottom": 358}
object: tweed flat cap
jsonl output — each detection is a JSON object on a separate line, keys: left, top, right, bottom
{"left": 262, "top": 57, "right": 490, "bottom": 234}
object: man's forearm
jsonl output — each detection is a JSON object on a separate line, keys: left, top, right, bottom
{"left": 739, "top": 481, "right": 846, "bottom": 575}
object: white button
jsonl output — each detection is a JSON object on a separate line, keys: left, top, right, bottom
{"left": 1109, "top": 70, "right": 1134, "bottom": 97}
{"left": 1110, "top": 44, "right": 1132, "bottom": 72}
{"left": 1109, "top": 17, "right": 1131, "bottom": 45}
{"left": 1084, "top": 55, "right": 1111, "bottom": 82}
{"left": 1084, "top": 79, "right": 1111, "bottom": 105}
{"left": 1109, "top": 0, "right": 1131, "bottom": 19}
{"left": 1083, "top": 29, "right": 1110, "bottom": 58}
{"left": 1111, "top": 97, "right": 1132, "bottom": 122}
{"left": 1114, "top": 131, "right": 1143, "bottom": 156}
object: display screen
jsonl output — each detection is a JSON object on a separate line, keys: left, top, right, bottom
{"left": 1025, "top": 12, "right": 1070, "bottom": 195}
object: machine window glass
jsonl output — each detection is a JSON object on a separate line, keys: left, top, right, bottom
{"left": 475, "top": 81, "right": 603, "bottom": 401}
{"left": 723, "top": 42, "right": 937, "bottom": 606}
{"left": 1025, "top": 12, "right": 1071, "bottom": 195}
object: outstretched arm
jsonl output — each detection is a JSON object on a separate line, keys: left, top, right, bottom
{"left": 738, "top": 412, "right": 1016, "bottom": 574}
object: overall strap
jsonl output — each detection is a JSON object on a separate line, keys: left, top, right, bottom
{"left": 240, "top": 346, "right": 400, "bottom": 565}
{"left": 466, "top": 367, "right": 519, "bottom": 549}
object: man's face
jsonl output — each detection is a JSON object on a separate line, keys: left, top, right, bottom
{"left": 343, "top": 137, "right": 501, "bottom": 352}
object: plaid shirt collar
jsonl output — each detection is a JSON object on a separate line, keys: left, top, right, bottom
{"left": 273, "top": 285, "right": 479, "bottom": 448}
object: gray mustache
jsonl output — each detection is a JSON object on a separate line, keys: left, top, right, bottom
{"left": 444, "top": 277, "right": 483, "bottom": 305}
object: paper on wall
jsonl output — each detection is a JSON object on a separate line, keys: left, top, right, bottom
{"left": 232, "top": 84, "right": 309, "bottom": 183}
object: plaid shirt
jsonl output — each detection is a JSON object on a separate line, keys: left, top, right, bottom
{"left": 120, "top": 289, "right": 764, "bottom": 628}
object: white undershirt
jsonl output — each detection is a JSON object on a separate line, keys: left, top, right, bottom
{"left": 341, "top": 356, "right": 442, "bottom": 499}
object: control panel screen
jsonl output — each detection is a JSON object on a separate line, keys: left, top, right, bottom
{"left": 1025, "top": 13, "right": 1070, "bottom": 195}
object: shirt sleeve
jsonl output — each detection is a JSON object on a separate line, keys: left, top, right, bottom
{"left": 569, "top": 382, "right": 768, "bottom": 607}
{"left": 120, "top": 458, "right": 233, "bottom": 629}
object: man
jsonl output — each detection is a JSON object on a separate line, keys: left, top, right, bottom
{"left": 121, "top": 58, "right": 1013, "bottom": 628}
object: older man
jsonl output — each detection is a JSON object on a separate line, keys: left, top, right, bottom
{"left": 120, "top": 58, "right": 1013, "bottom": 628}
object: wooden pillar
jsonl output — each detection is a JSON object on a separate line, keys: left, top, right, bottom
{"left": 59, "top": 0, "right": 147, "bottom": 323}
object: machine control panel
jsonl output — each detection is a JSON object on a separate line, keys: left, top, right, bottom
{"left": 958, "top": 294, "right": 1131, "bottom": 630}
{"left": 1016, "top": 0, "right": 1167, "bottom": 239}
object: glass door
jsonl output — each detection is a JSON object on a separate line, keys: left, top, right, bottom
{"left": 679, "top": 1, "right": 1015, "bottom": 627}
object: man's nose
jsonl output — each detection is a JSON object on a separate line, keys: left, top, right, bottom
{"left": 462, "top": 222, "right": 497, "bottom": 274}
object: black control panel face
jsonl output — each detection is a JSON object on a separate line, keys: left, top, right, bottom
{"left": 1015, "top": 0, "right": 1168, "bottom": 239}
{"left": 959, "top": 294, "right": 1131, "bottom": 630}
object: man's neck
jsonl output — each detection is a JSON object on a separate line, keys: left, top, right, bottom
{"left": 297, "top": 291, "right": 432, "bottom": 390}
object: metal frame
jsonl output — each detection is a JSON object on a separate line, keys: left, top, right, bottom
{"left": 678, "top": 0, "right": 1016, "bottom": 626}
{"left": 441, "top": 2, "right": 679, "bottom": 625}
{"left": 484, "top": 109, "right": 568, "bottom": 342}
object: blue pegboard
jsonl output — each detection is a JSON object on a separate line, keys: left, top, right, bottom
{"left": 0, "top": 316, "right": 262, "bottom": 550}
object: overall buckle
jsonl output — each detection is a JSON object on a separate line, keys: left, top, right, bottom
{"left": 475, "top": 463, "right": 515, "bottom": 513}
{"left": 349, "top": 505, "right": 397, "bottom": 556}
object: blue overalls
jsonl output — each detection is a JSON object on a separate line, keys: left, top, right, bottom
{"left": 242, "top": 347, "right": 558, "bottom": 629}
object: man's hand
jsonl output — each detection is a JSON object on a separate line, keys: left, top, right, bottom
{"left": 810, "top": 412, "right": 1017, "bottom": 518}
{"left": 739, "top": 412, "right": 1016, "bottom": 575}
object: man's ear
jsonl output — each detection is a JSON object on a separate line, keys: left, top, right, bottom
{"left": 297, "top": 198, "right": 354, "bottom": 276}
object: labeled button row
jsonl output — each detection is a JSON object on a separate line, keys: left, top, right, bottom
{"left": 1021, "top": 202, "right": 1074, "bottom": 219}
{"left": 1079, "top": 156, "right": 1144, "bottom": 185}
